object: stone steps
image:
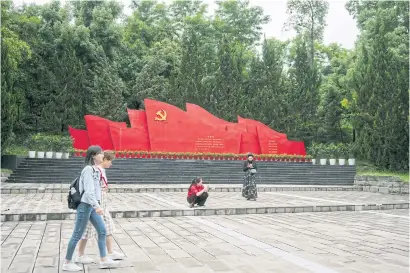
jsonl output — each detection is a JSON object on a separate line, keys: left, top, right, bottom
{"left": 5, "top": 178, "right": 355, "bottom": 185}
{"left": 5, "top": 157, "right": 356, "bottom": 185}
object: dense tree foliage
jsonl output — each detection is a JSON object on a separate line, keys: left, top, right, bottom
{"left": 1, "top": 0, "right": 408, "bottom": 170}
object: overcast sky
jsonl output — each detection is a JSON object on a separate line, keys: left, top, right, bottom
{"left": 15, "top": 0, "right": 359, "bottom": 49}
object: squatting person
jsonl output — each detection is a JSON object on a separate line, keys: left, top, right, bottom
{"left": 187, "top": 177, "right": 209, "bottom": 207}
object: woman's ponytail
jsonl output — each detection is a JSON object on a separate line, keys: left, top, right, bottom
{"left": 188, "top": 178, "right": 197, "bottom": 191}
{"left": 188, "top": 177, "right": 202, "bottom": 191}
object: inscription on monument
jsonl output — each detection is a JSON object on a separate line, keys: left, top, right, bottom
{"left": 195, "top": 135, "right": 224, "bottom": 151}
{"left": 268, "top": 140, "right": 278, "bottom": 154}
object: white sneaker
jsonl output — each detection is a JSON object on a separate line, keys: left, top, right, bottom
{"left": 100, "top": 258, "right": 120, "bottom": 269}
{"left": 62, "top": 262, "right": 82, "bottom": 271}
{"left": 75, "top": 255, "right": 94, "bottom": 264}
{"left": 107, "top": 250, "right": 125, "bottom": 260}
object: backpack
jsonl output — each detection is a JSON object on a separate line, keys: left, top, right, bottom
{"left": 67, "top": 176, "right": 84, "bottom": 210}
{"left": 67, "top": 167, "right": 96, "bottom": 210}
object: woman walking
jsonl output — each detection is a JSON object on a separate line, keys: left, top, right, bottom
{"left": 62, "top": 146, "right": 119, "bottom": 271}
{"left": 75, "top": 151, "right": 125, "bottom": 264}
{"left": 242, "top": 153, "right": 258, "bottom": 200}
{"left": 187, "top": 177, "right": 208, "bottom": 207}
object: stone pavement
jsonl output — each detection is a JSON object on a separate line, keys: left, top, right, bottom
{"left": 1, "top": 210, "right": 409, "bottom": 273}
{"left": 1, "top": 190, "right": 409, "bottom": 221}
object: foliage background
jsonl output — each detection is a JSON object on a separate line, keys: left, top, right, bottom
{"left": 1, "top": 0, "right": 408, "bottom": 170}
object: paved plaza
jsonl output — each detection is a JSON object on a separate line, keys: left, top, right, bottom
{"left": 1, "top": 210, "right": 409, "bottom": 273}
{"left": 1, "top": 183, "right": 409, "bottom": 272}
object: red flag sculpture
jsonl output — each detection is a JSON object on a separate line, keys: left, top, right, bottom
{"left": 68, "top": 99, "right": 305, "bottom": 155}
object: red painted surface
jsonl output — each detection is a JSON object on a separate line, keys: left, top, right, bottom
{"left": 109, "top": 126, "right": 150, "bottom": 151}
{"left": 84, "top": 115, "right": 126, "bottom": 150}
{"left": 239, "top": 132, "right": 261, "bottom": 154}
{"left": 238, "top": 116, "right": 305, "bottom": 155}
{"left": 186, "top": 103, "right": 260, "bottom": 153}
{"left": 144, "top": 99, "right": 241, "bottom": 153}
{"left": 127, "top": 109, "right": 150, "bottom": 150}
{"left": 68, "top": 126, "right": 89, "bottom": 150}
{"left": 69, "top": 100, "right": 305, "bottom": 155}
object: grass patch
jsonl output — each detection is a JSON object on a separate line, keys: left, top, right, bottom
{"left": 356, "top": 170, "right": 409, "bottom": 182}
{"left": 1, "top": 169, "right": 13, "bottom": 174}
{"left": 357, "top": 162, "right": 409, "bottom": 182}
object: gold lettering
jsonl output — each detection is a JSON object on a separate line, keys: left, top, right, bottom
{"left": 195, "top": 136, "right": 224, "bottom": 150}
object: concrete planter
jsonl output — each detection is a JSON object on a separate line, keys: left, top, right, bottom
{"left": 348, "top": 158, "right": 355, "bottom": 165}
{"left": 46, "top": 152, "right": 53, "bottom": 159}
{"left": 55, "top": 152, "right": 63, "bottom": 159}
{"left": 329, "top": 159, "right": 336, "bottom": 165}
{"left": 311, "top": 159, "right": 316, "bottom": 165}
{"left": 320, "top": 159, "right": 327, "bottom": 165}
{"left": 63, "top": 153, "right": 70, "bottom": 159}
{"left": 37, "top": 152, "right": 45, "bottom": 158}
{"left": 28, "top": 151, "right": 36, "bottom": 158}
{"left": 338, "top": 159, "right": 346, "bottom": 165}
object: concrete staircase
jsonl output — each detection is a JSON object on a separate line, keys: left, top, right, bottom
{"left": 5, "top": 158, "right": 355, "bottom": 185}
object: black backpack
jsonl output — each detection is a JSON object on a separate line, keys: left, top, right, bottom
{"left": 67, "top": 167, "right": 96, "bottom": 210}
{"left": 67, "top": 176, "right": 84, "bottom": 210}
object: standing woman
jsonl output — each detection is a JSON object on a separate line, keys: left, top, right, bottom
{"left": 242, "top": 153, "right": 258, "bottom": 200}
{"left": 75, "top": 151, "right": 125, "bottom": 263}
{"left": 62, "top": 146, "right": 119, "bottom": 271}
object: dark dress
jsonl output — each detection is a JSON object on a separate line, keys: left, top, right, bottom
{"left": 242, "top": 160, "right": 258, "bottom": 199}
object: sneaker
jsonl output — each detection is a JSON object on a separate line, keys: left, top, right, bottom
{"left": 100, "top": 258, "right": 120, "bottom": 269}
{"left": 75, "top": 255, "right": 94, "bottom": 264}
{"left": 62, "top": 262, "right": 82, "bottom": 271}
{"left": 107, "top": 250, "right": 125, "bottom": 260}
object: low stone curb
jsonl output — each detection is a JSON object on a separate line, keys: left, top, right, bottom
{"left": 355, "top": 175, "right": 409, "bottom": 195}
{"left": 2, "top": 202, "right": 408, "bottom": 222}
{"left": 363, "top": 185, "right": 409, "bottom": 195}
{"left": 2, "top": 183, "right": 407, "bottom": 195}
{"left": 1, "top": 185, "right": 361, "bottom": 194}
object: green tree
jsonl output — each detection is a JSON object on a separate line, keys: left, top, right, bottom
{"left": 316, "top": 43, "right": 355, "bottom": 143}
{"left": 286, "top": 37, "right": 321, "bottom": 143}
{"left": 214, "top": 0, "right": 270, "bottom": 46}
{"left": 1, "top": 1, "right": 32, "bottom": 151}
{"left": 245, "top": 38, "right": 289, "bottom": 131}
{"left": 347, "top": 0, "right": 409, "bottom": 169}
{"left": 284, "top": 0, "right": 329, "bottom": 68}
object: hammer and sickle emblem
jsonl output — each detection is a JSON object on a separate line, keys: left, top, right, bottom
{"left": 155, "top": 110, "right": 167, "bottom": 121}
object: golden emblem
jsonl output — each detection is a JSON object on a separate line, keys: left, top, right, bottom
{"left": 155, "top": 110, "right": 167, "bottom": 121}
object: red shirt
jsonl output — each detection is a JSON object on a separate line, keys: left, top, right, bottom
{"left": 187, "top": 184, "right": 204, "bottom": 197}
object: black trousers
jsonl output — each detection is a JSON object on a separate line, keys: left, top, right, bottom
{"left": 187, "top": 192, "right": 209, "bottom": 206}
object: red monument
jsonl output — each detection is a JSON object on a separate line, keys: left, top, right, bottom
{"left": 68, "top": 99, "right": 305, "bottom": 155}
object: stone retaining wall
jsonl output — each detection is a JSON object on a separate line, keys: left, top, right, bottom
{"left": 1, "top": 172, "right": 11, "bottom": 183}
{"left": 355, "top": 175, "right": 409, "bottom": 195}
